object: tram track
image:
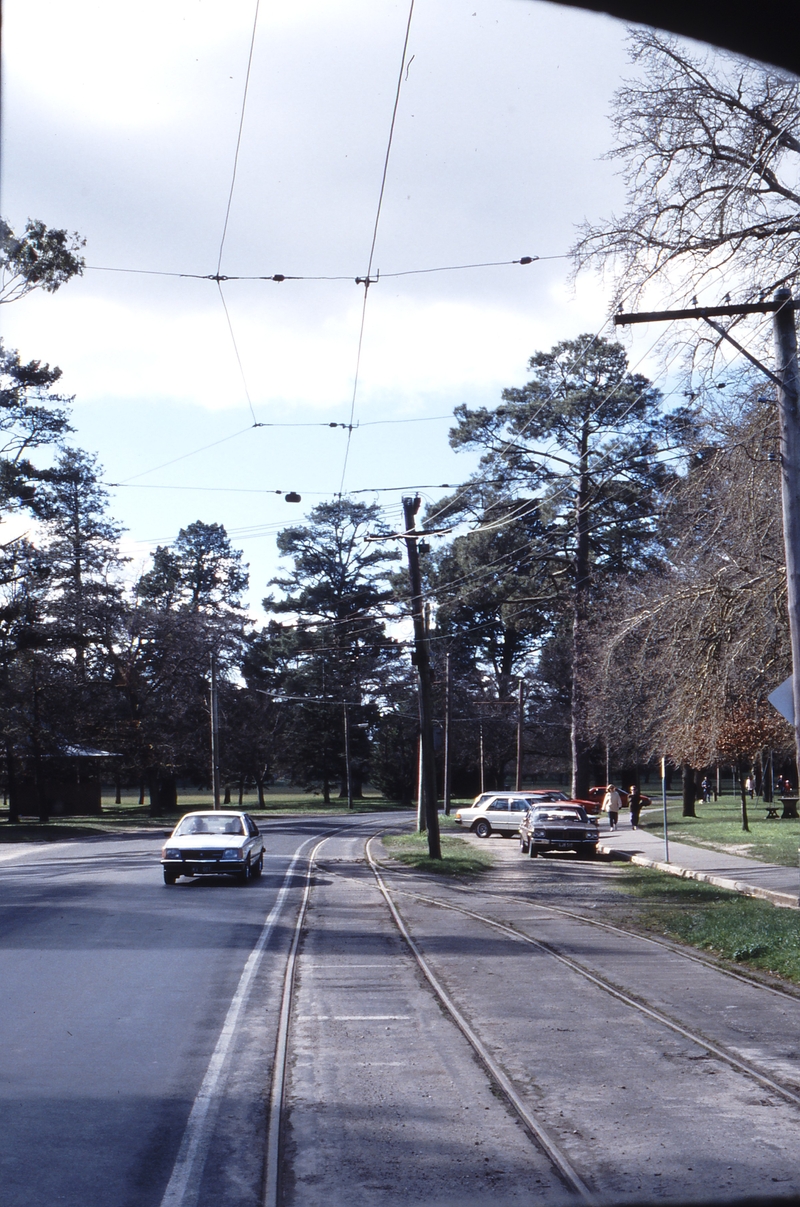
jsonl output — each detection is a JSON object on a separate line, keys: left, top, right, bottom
{"left": 263, "top": 825, "right": 800, "bottom": 1206}
{"left": 372, "top": 872, "right": 800, "bottom": 1110}
{"left": 265, "top": 820, "right": 597, "bottom": 1206}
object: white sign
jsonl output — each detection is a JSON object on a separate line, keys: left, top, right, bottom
{"left": 768, "top": 675, "right": 794, "bottom": 724}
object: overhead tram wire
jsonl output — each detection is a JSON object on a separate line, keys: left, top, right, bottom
{"left": 338, "top": 0, "right": 416, "bottom": 497}
{"left": 214, "top": 0, "right": 263, "bottom": 425}
{"left": 82, "top": 254, "right": 562, "bottom": 283}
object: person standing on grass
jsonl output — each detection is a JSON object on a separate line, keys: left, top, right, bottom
{"left": 601, "top": 784, "right": 623, "bottom": 831}
{"left": 628, "top": 784, "right": 643, "bottom": 829}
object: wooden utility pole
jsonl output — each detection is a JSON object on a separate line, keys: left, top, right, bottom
{"left": 515, "top": 678, "right": 524, "bottom": 791}
{"left": 210, "top": 653, "right": 221, "bottom": 810}
{"left": 343, "top": 702, "right": 354, "bottom": 809}
{"left": 402, "top": 495, "right": 441, "bottom": 858}
{"left": 774, "top": 289, "right": 800, "bottom": 778}
{"left": 443, "top": 652, "right": 452, "bottom": 814}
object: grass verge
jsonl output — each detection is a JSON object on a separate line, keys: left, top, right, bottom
{"left": 611, "top": 865, "right": 800, "bottom": 984}
{"left": 382, "top": 829, "right": 495, "bottom": 876}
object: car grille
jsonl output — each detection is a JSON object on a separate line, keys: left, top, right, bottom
{"left": 544, "top": 828, "right": 588, "bottom": 841}
{"left": 181, "top": 849, "right": 225, "bottom": 860}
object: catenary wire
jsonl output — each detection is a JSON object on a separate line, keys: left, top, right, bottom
{"left": 338, "top": 0, "right": 416, "bottom": 497}
{"left": 216, "top": 0, "right": 262, "bottom": 276}
{"left": 83, "top": 254, "right": 561, "bottom": 282}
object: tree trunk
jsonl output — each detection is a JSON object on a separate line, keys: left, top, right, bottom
{"left": 254, "top": 772, "right": 266, "bottom": 809}
{"left": 138, "top": 779, "right": 145, "bottom": 806}
{"left": 223, "top": 783, "right": 231, "bottom": 805}
{"left": 6, "top": 745, "right": 19, "bottom": 825}
{"left": 148, "top": 771, "right": 178, "bottom": 817}
{"left": 322, "top": 769, "right": 331, "bottom": 805}
{"left": 115, "top": 772, "right": 122, "bottom": 805}
{"left": 238, "top": 775, "right": 244, "bottom": 806}
{"left": 681, "top": 763, "right": 697, "bottom": 817}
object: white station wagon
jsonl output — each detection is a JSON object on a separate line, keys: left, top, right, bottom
{"left": 161, "top": 811, "right": 265, "bottom": 884}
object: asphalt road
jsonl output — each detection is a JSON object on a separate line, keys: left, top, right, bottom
{"left": 4, "top": 818, "right": 800, "bottom": 1207}
{"left": 0, "top": 816, "right": 376, "bottom": 1207}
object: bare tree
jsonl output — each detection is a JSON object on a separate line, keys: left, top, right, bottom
{"left": 572, "top": 30, "right": 800, "bottom": 310}
{"left": 587, "top": 392, "right": 794, "bottom": 815}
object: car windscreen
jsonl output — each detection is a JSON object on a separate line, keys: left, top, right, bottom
{"left": 530, "top": 808, "right": 586, "bottom": 823}
{"left": 174, "top": 815, "right": 245, "bottom": 836}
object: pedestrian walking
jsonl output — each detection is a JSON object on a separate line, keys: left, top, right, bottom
{"left": 701, "top": 776, "right": 711, "bottom": 803}
{"left": 601, "top": 784, "right": 623, "bottom": 831}
{"left": 628, "top": 784, "right": 643, "bottom": 829}
{"left": 745, "top": 775, "right": 754, "bottom": 800}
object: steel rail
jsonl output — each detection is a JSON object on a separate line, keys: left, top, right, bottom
{"left": 444, "top": 875, "right": 800, "bottom": 1005}
{"left": 262, "top": 818, "right": 387, "bottom": 1207}
{"left": 384, "top": 879, "right": 800, "bottom": 1111}
{"left": 364, "top": 836, "right": 599, "bottom": 1204}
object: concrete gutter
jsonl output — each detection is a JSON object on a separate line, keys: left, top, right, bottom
{"left": 597, "top": 843, "right": 799, "bottom": 910}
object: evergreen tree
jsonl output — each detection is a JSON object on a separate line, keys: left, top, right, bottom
{"left": 446, "top": 334, "right": 687, "bottom": 797}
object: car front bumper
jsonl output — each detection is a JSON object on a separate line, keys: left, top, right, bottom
{"left": 161, "top": 857, "right": 245, "bottom": 876}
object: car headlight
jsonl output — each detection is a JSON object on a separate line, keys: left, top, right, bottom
{"left": 222, "top": 849, "right": 244, "bottom": 860}
{"left": 163, "top": 848, "right": 181, "bottom": 859}
{"left": 533, "top": 829, "right": 546, "bottom": 838}
{"left": 455, "top": 811, "right": 462, "bottom": 820}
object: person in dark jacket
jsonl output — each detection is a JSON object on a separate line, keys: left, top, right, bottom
{"left": 628, "top": 785, "right": 643, "bottom": 829}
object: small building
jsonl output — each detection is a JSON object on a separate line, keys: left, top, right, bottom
{"left": 11, "top": 746, "right": 119, "bottom": 817}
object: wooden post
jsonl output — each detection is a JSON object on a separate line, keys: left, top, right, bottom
{"left": 443, "top": 651, "right": 452, "bottom": 815}
{"left": 343, "top": 702, "right": 354, "bottom": 810}
{"left": 402, "top": 497, "right": 441, "bottom": 858}
{"left": 515, "top": 678, "right": 524, "bottom": 791}
{"left": 774, "top": 289, "right": 800, "bottom": 781}
{"left": 210, "top": 653, "right": 221, "bottom": 810}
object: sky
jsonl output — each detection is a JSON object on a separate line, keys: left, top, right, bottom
{"left": 1, "top": 0, "right": 706, "bottom": 615}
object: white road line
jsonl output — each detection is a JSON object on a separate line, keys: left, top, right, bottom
{"left": 296, "top": 1014, "right": 411, "bottom": 1021}
{"left": 159, "top": 845, "right": 307, "bottom": 1207}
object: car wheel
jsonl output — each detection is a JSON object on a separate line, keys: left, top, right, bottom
{"left": 163, "top": 868, "right": 178, "bottom": 885}
{"left": 237, "top": 858, "right": 251, "bottom": 883}
{"left": 252, "top": 854, "right": 264, "bottom": 878}
{"left": 529, "top": 844, "right": 540, "bottom": 858}
{"left": 579, "top": 844, "right": 596, "bottom": 860}
{"left": 473, "top": 819, "right": 491, "bottom": 839}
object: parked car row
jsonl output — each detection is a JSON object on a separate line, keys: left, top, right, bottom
{"left": 454, "top": 789, "right": 607, "bottom": 858}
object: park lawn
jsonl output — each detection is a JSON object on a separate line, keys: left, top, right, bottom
{"left": 608, "top": 865, "right": 800, "bottom": 984}
{"left": 0, "top": 793, "right": 416, "bottom": 843}
{"left": 639, "top": 794, "right": 800, "bottom": 867}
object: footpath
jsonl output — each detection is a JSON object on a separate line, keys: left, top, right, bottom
{"left": 598, "top": 817, "right": 799, "bottom": 909}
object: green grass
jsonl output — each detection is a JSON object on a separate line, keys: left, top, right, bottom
{"left": 640, "top": 793, "right": 800, "bottom": 867}
{"left": 382, "top": 829, "right": 495, "bottom": 876}
{"left": 0, "top": 792, "right": 416, "bottom": 843}
{"left": 611, "top": 865, "right": 800, "bottom": 983}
